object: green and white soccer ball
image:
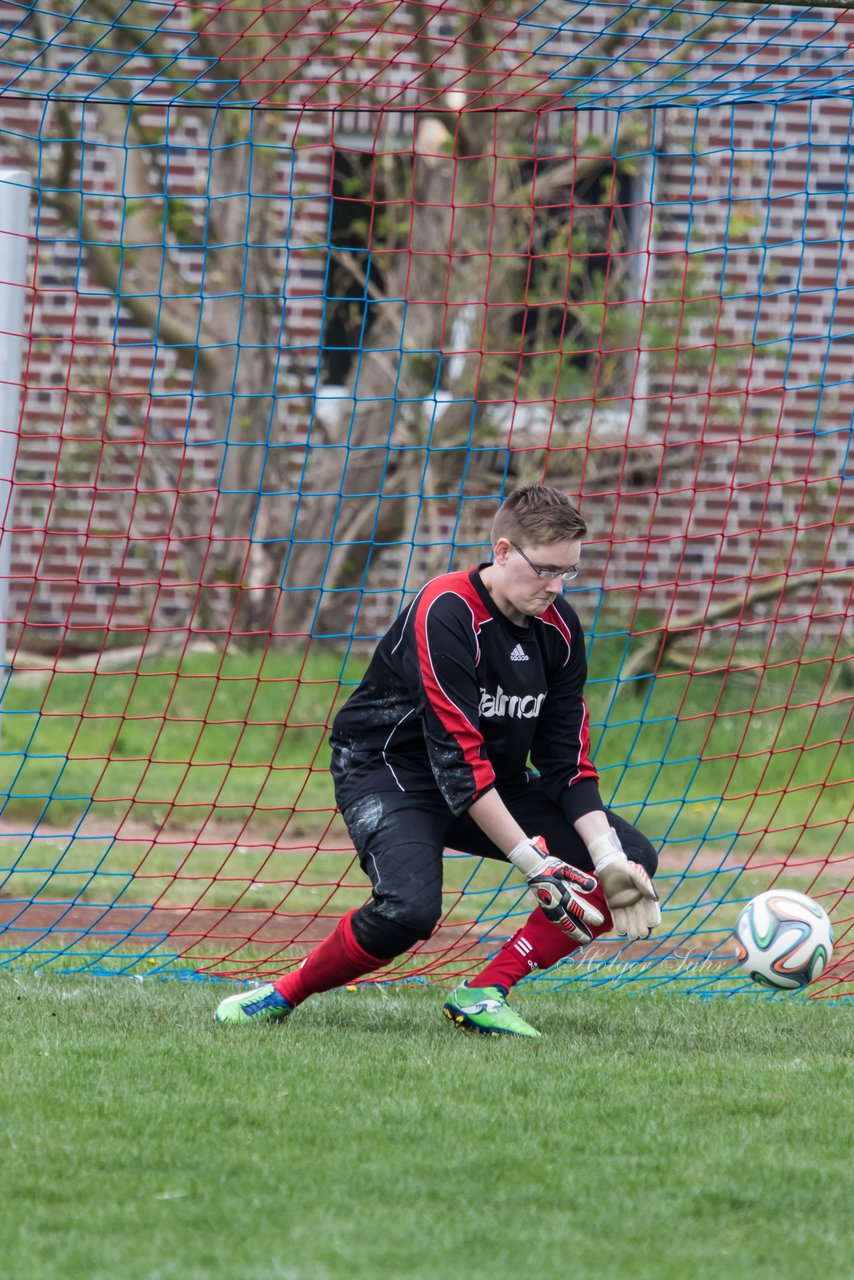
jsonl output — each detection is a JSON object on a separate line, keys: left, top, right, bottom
{"left": 733, "top": 889, "right": 833, "bottom": 991}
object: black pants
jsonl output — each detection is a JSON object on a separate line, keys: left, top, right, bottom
{"left": 340, "top": 782, "right": 658, "bottom": 960}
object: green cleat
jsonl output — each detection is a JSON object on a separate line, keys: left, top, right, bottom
{"left": 214, "top": 983, "right": 292, "bottom": 1025}
{"left": 443, "top": 984, "right": 542, "bottom": 1038}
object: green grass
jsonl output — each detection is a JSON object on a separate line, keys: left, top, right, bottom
{"left": 0, "top": 641, "right": 849, "bottom": 977}
{"left": 0, "top": 642, "right": 848, "bottom": 850}
{"left": 0, "top": 647, "right": 363, "bottom": 830}
{"left": 1, "top": 974, "right": 852, "bottom": 1280}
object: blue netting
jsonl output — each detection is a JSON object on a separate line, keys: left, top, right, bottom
{"left": 0, "top": 1, "right": 850, "bottom": 996}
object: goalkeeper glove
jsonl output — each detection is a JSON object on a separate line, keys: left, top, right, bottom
{"left": 587, "top": 828, "right": 660, "bottom": 941}
{"left": 508, "top": 836, "right": 604, "bottom": 945}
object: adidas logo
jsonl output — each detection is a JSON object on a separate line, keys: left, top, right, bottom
{"left": 510, "top": 644, "right": 529, "bottom": 661}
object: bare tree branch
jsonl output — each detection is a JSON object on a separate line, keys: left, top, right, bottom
{"left": 620, "top": 569, "right": 854, "bottom": 689}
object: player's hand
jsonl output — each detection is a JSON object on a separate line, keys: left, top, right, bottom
{"left": 588, "top": 829, "right": 660, "bottom": 941}
{"left": 509, "top": 836, "right": 604, "bottom": 944}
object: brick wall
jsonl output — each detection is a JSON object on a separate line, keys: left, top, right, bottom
{"left": 0, "top": 9, "right": 850, "bottom": 654}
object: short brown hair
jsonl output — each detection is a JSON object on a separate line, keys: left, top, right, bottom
{"left": 491, "top": 484, "right": 586, "bottom": 547}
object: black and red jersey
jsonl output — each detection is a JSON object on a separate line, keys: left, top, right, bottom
{"left": 329, "top": 565, "right": 604, "bottom": 823}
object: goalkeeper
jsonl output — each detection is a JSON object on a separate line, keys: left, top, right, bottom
{"left": 215, "top": 484, "right": 659, "bottom": 1038}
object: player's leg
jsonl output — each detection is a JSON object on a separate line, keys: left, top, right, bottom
{"left": 213, "top": 903, "right": 385, "bottom": 1026}
{"left": 478, "top": 790, "right": 658, "bottom": 988}
{"left": 444, "top": 786, "right": 658, "bottom": 1021}
{"left": 438, "top": 788, "right": 580, "bottom": 1037}
{"left": 340, "top": 793, "right": 450, "bottom": 962}
{"left": 215, "top": 793, "right": 449, "bottom": 1025}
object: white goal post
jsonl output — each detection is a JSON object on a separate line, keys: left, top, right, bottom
{"left": 0, "top": 169, "right": 31, "bottom": 684}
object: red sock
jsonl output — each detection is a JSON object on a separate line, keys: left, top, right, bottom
{"left": 273, "top": 911, "right": 388, "bottom": 1008}
{"left": 472, "top": 883, "right": 612, "bottom": 992}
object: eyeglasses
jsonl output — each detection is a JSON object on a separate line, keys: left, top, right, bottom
{"left": 510, "top": 542, "right": 580, "bottom": 583}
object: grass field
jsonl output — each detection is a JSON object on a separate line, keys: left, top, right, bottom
{"left": 2, "top": 973, "right": 852, "bottom": 1280}
{"left": 0, "top": 640, "right": 849, "bottom": 853}
{"left": 0, "top": 639, "right": 849, "bottom": 983}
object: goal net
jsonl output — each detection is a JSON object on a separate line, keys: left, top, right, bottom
{"left": 0, "top": 1, "right": 850, "bottom": 997}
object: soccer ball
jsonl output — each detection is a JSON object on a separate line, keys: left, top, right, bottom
{"left": 733, "top": 889, "right": 833, "bottom": 990}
